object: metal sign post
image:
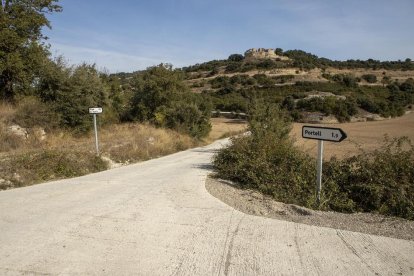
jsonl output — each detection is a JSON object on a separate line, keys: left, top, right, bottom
{"left": 89, "top": 107, "right": 103, "bottom": 156}
{"left": 302, "top": 126, "right": 347, "bottom": 204}
{"left": 316, "top": 140, "right": 324, "bottom": 203}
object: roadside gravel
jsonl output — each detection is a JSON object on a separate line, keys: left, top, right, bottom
{"left": 206, "top": 176, "right": 414, "bottom": 241}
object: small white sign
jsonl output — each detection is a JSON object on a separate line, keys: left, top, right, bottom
{"left": 89, "top": 107, "right": 103, "bottom": 114}
{"left": 302, "top": 126, "right": 347, "bottom": 142}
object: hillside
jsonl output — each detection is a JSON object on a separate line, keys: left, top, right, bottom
{"left": 175, "top": 48, "right": 414, "bottom": 123}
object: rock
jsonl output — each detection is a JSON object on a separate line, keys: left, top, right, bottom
{"left": 12, "top": 173, "right": 21, "bottom": 182}
{"left": 101, "top": 156, "right": 123, "bottom": 169}
{"left": 0, "top": 179, "right": 13, "bottom": 189}
{"left": 303, "top": 91, "right": 346, "bottom": 101}
{"left": 7, "top": 125, "right": 28, "bottom": 139}
{"left": 146, "top": 136, "right": 155, "bottom": 145}
{"left": 33, "top": 127, "right": 47, "bottom": 141}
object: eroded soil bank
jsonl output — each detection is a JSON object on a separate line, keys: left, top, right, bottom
{"left": 206, "top": 176, "right": 414, "bottom": 241}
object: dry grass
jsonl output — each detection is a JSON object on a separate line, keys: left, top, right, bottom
{"left": 292, "top": 112, "right": 414, "bottom": 159}
{"left": 0, "top": 105, "right": 204, "bottom": 189}
{"left": 326, "top": 68, "right": 414, "bottom": 84}
{"left": 0, "top": 104, "right": 24, "bottom": 153}
{"left": 0, "top": 103, "right": 16, "bottom": 121}
{"left": 208, "top": 114, "right": 414, "bottom": 160}
{"left": 99, "top": 123, "right": 199, "bottom": 163}
{"left": 207, "top": 118, "right": 248, "bottom": 142}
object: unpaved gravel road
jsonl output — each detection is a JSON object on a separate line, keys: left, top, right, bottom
{"left": 1, "top": 139, "right": 413, "bottom": 275}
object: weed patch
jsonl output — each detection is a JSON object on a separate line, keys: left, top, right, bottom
{"left": 0, "top": 150, "right": 108, "bottom": 189}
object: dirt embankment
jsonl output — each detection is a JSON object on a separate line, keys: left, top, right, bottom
{"left": 206, "top": 177, "right": 414, "bottom": 241}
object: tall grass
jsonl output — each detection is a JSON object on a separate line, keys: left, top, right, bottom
{"left": 0, "top": 104, "right": 201, "bottom": 189}
{"left": 99, "top": 123, "right": 198, "bottom": 163}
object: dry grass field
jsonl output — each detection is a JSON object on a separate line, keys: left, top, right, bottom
{"left": 292, "top": 112, "right": 414, "bottom": 159}
{"left": 209, "top": 113, "right": 414, "bottom": 160}
{"left": 208, "top": 117, "right": 248, "bottom": 141}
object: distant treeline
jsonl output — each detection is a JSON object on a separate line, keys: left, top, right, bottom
{"left": 183, "top": 49, "right": 414, "bottom": 74}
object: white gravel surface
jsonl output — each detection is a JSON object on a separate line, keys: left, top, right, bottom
{"left": 0, "top": 139, "right": 413, "bottom": 275}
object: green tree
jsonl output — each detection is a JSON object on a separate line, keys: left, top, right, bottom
{"left": 248, "top": 100, "right": 291, "bottom": 142}
{"left": 274, "top": 48, "right": 283, "bottom": 55}
{"left": 129, "top": 64, "right": 188, "bottom": 121}
{"left": 228, "top": 54, "right": 244, "bottom": 62}
{"left": 57, "top": 64, "right": 110, "bottom": 132}
{"left": 0, "top": 0, "right": 62, "bottom": 101}
{"left": 128, "top": 64, "right": 211, "bottom": 138}
{"left": 38, "top": 61, "right": 111, "bottom": 132}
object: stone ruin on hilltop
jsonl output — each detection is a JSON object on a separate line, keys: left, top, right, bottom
{"left": 244, "top": 48, "right": 290, "bottom": 61}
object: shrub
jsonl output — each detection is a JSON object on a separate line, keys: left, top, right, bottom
{"left": 12, "top": 97, "right": 60, "bottom": 130}
{"left": 1, "top": 150, "right": 108, "bottom": 189}
{"left": 129, "top": 65, "right": 211, "bottom": 138}
{"left": 324, "top": 137, "right": 414, "bottom": 218}
{"left": 0, "top": 124, "right": 25, "bottom": 152}
{"left": 214, "top": 103, "right": 317, "bottom": 207}
{"left": 362, "top": 74, "right": 377, "bottom": 83}
{"left": 228, "top": 54, "right": 244, "bottom": 62}
{"left": 163, "top": 102, "right": 211, "bottom": 139}
{"left": 213, "top": 102, "right": 414, "bottom": 219}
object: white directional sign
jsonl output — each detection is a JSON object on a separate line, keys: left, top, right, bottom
{"left": 302, "top": 126, "right": 347, "bottom": 143}
{"left": 89, "top": 107, "right": 103, "bottom": 114}
{"left": 302, "top": 125, "right": 348, "bottom": 204}
{"left": 89, "top": 107, "right": 103, "bottom": 155}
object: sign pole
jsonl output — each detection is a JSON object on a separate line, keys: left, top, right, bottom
{"left": 89, "top": 107, "right": 102, "bottom": 156}
{"left": 316, "top": 140, "right": 324, "bottom": 204}
{"left": 302, "top": 125, "right": 347, "bottom": 205}
{"left": 93, "top": 113, "right": 99, "bottom": 155}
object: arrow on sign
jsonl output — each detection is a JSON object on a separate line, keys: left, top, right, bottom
{"left": 302, "top": 126, "right": 347, "bottom": 142}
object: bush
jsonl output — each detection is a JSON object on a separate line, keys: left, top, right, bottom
{"left": 213, "top": 102, "right": 414, "bottom": 219}
{"left": 296, "top": 97, "right": 358, "bottom": 122}
{"left": 163, "top": 102, "right": 211, "bottom": 139}
{"left": 214, "top": 103, "right": 317, "bottom": 206}
{"left": 228, "top": 54, "right": 244, "bottom": 62}
{"left": 324, "top": 137, "right": 414, "bottom": 218}
{"left": 128, "top": 65, "right": 211, "bottom": 138}
{"left": 362, "top": 74, "right": 377, "bottom": 83}
{"left": 1, "top": 150, "right": 108, "bottom": 189}
{"left": 12, "top": 97, "right": 59, "bottom": 130}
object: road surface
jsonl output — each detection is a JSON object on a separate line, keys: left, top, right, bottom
{"left": 1, "top": 139, "right": 413, "bottom": 275}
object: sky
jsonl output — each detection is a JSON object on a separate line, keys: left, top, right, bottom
{"left": 44, "top": 0, "right": 414, "bottom": 73}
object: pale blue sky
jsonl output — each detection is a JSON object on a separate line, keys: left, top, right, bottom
{"left": 44, "top": 0, "right": 414, "bottom": 73}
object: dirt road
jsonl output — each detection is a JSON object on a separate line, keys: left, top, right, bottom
{"left": 0, "top": 139, "right": 413, "bottom": 275}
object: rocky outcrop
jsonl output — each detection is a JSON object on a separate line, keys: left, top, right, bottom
{"left": 303, "top": 91, "right": 347, "bottom": 101}
{"left": 5, "top": 125, "right": 47, "bottom": 141}
{"left": 7, "top": 125, "right": 28, "bottom": 139}
{"left": 244, "top": 48, "right": 290, "bottom": 61}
